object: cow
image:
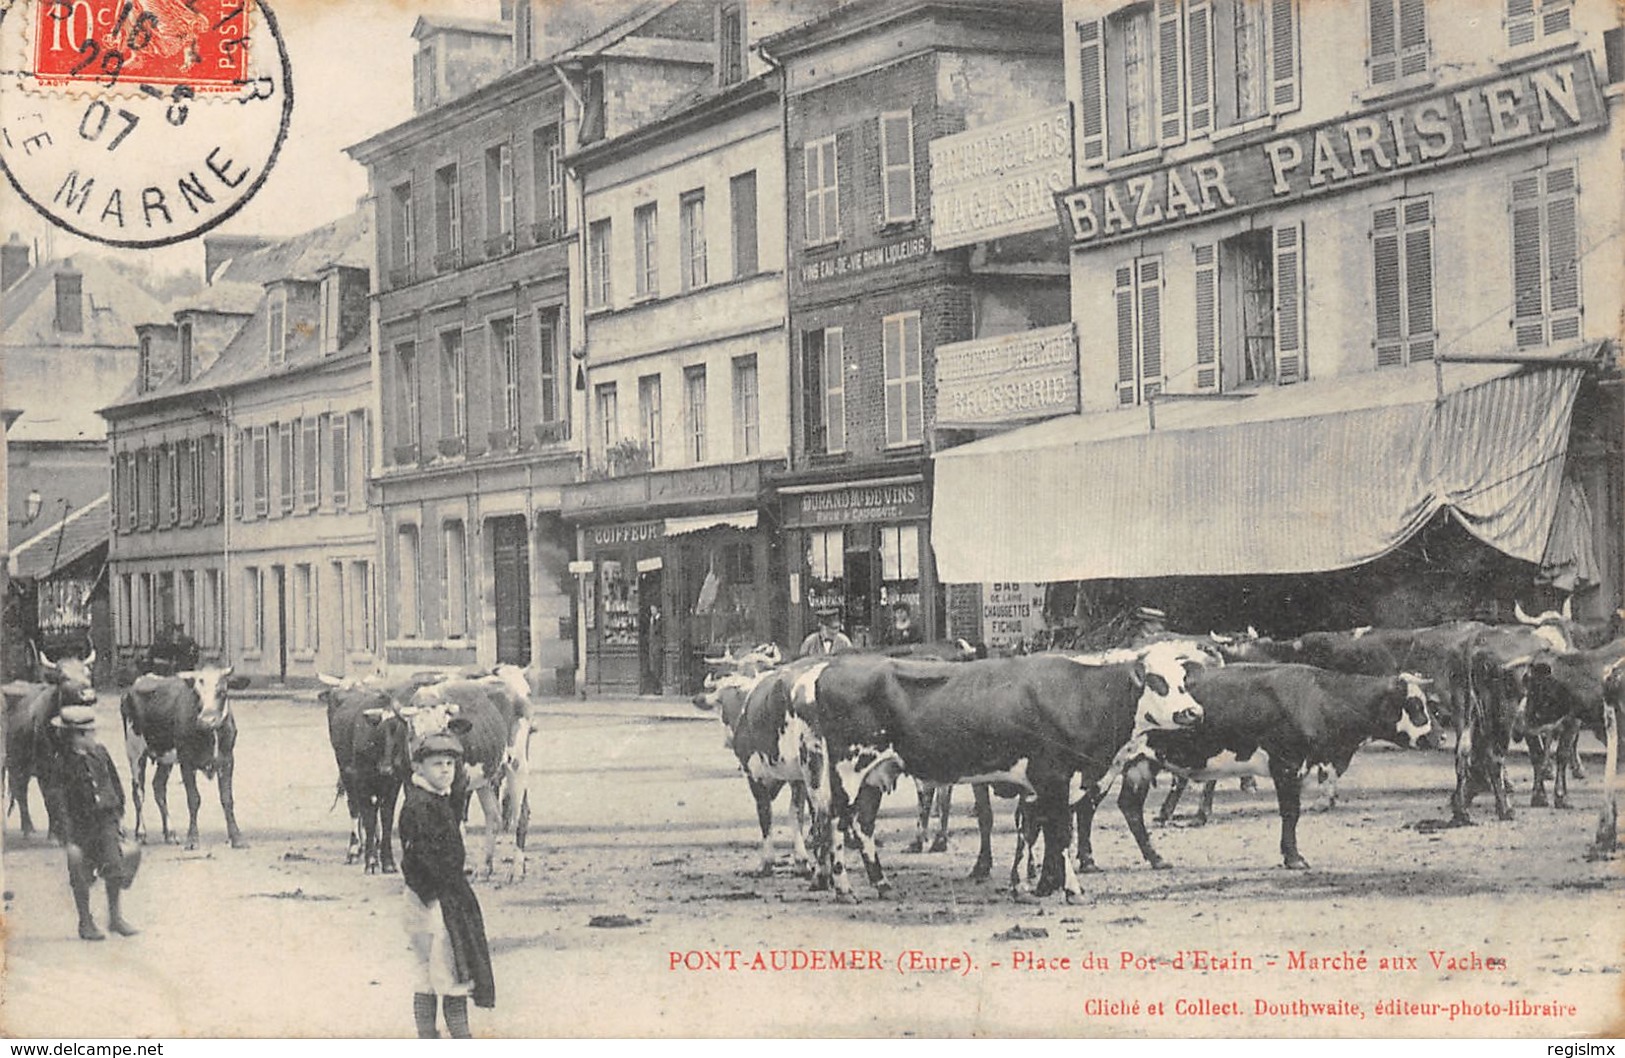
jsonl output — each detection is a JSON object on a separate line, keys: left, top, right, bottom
{"left": 3, "top": 652, "right": 97, "bottom": 841}
{"left": 797, "top": 641, "right": 1208, "bottom": 902}
{"left": 121, "top": 667, "right": 250, "bottom": 849}
{"left": 1515, "top": 639, "right": 1625, "bottom": 812}
{"left": 1094, "top": 664, "right": 1433, "bottom": 870}
{"left": 395, "top": 677, "right": 532, "bottom": 878}
{"left": 319, "top": 675, "right": 408, "bottom": 873}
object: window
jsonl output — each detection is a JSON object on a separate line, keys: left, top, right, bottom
{"left": 538, "top": 309, "right": 563, "bottom": 426}
{"left": 1368, "top": 0, "right": 1427, "bottom": 85}
{"left": 1115, "top": 257, "right": 1164, "bottom": 403}
{"left": 1511, "top": 164, "right": 1580, "bottom": 350}
{"left": 514, "top": 0, "right": 533, "bottom": 64}
{"left": 201, "top": 434, "right": 221, "bottom": 523}
{"left": 492, "top": 316, "right": 520, "bottom": 434}
{"left": 1372, "top": 197, "right": 1435, "bottom": 366}
{"left": 880, "top": 111, "right": 916, "bottom": 224}
{"left": 882, "top": 313, "right": 923, "bottom": 446}
{"left": 118, "top": 575, "right": 133, "bottom": 645}
{"left": 805, "top": 529, "right": 845, "bottom": 615}
{"left": 634, "top": 203, "right": 659, "bottom": 298}
{"left": 267, "top": 289, "right": 286, "bottom": 364}
{"left": 320, "top": 275, "right": 341, "bottom": 355}
{"left": 390, "top": 182, "right": 414, "bottom": 275}
{"left": 680, "top": 190, "right": 707, "bottom": 291}
{"left": 178, "top": 321, "right": 194, "bottom": 383}
{"left": 731, "top": 170, "right": 758, "bottom": 277}
{"left": 119, "top": 451, "right": 137, "bottom": 532}
{"left": 803, "top": 137, "right": 839, "bottom": 245}
{"left": 138, "top": 335, "right": 154, "bottom": 393}
{"left": 587, "top": 219, "right": 612, "bottom": 308}
{"left": 278, "top": 421, "right": 296, "bottom": 514}
{"left": 1077, "top": 0, "right": 1298, "bottom": 164}
{"left": 252, "top": 426, "right": 269, "bottom": 518}
{"left": 397, "top": 342, "right": 421, "bottom": 455}
{"left": 717, "top": 1, "right": 744, "bottom": 86}
{"left": 802, "top": 327, "right": 845, "bottom": 454}
{"left": 1506, "top": 0, "right": 1572, "bottom": 48}
{"left": 1190, "top": 223, "right": 1305, "bottom": 392}
{"left": 294, "top": 564, "right": 317, "bottom": 652}
{"left": 532, "top": 125, "right": 564, "bottom": 238}
{"left": 231, "top": 431, "right": 244, "bottom": 520}
{"left": 352, "top": 409, "right": 371, "bottom": 499}
{"left": 732, "top": 355, "right": 759, "bottom": 458}
{"left": 330, "top": 413, "right": 350, "bottom": 508}
{"left": 878, "top": 523, "right": 922, "bottom": 613}
{"left": 443, "top": 521, "right": 467, "bottom": 638}
{"left": 177, "top": 440, "right": 195, "bottom": 524}
{"left": 203, "top": 569, "right": 221, "bottom": 649}
{"left": 434, "top": 163, "right": 461, "bottom": 265}
{"left": 581, "top": 68, "right": 606, "bottom": 145}
{"left": 595, "top": 382, "right": 619, "bottom": 461}
{"left": 348, "top": 560, "right": 375, "bottom": 652}
{"left": 684, "top": 366, "right": 707, "bottom": 463}
{"left": 143, "top": 447, "right": 159, "bottom": 529}
{"left": 441, "top": 328, "right": 467, "bottom": 443}
{"left": 163, "top": 444, "right": 180, "bottom": 526}
{"left": 397, "top": 524, "right": 421, "bottom": 639}
{"left": 639, "top": 374, "right": 663, "bottom": 468}
{"left": 244, "top": 567, "right": 263, "bottom": 652}
{"left": 485, "top": 143, "right": 514, "bottom": 247}
{"left": 413, "top": 44, "right": 437, "bottom": 110}
{"left": 301, "top": 415, "right": 321, "bottom": 509}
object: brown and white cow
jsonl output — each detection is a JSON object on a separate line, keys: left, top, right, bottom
{"left": 121, "top": 666, "right": 251, "bottom": 849}
{"left": 4, "top": 652, "right": 97, "bottom": 842}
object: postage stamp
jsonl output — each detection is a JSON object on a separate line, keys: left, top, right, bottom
{"left": 0, "top": 0, "right": 291, "bottom": 247}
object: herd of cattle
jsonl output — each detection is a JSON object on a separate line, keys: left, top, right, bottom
{"left": 1, "top": 599, "right": 1620, "bottom": 908}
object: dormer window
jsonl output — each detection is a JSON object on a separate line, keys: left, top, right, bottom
{"left": 55, "top": 270, "right": 83, "bottom": 333}
{"left": 717, "top": 2, "right": 745, "bottom": 86}
{"left": 320, "top": 273, "right": 341, "bottom": 356}
{"left": 267, "top": 289, "right": 287, "bottom": 364}
{"left": 138, "top": 335, "right": 154, "bottom": 393}
{"left": 179, "top": 321, "right": 194, "bottom": 383}
{"left": 581, "top": 68, "right": 606, "bottom": 144}
{"left": 514, "top": 0, "right": 534, "bottom": 64}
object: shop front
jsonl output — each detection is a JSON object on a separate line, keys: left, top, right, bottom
{"left": 781, "top": 475, "right": 938, "bottom": 651}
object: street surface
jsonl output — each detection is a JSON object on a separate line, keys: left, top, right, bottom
{"left": 2, "top": 693, "right": 1621, "bottom": 1038}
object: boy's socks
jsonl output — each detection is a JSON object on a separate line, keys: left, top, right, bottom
{"left": 413, "top": 992, "right": 439, "bottom": 1038}
{"left": 443, "top": 995, "right": 471, "bottom": 1039}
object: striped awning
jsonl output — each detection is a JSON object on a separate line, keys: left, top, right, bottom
{"left": 664, "top": 510, "right": 759, "bottom": 537}
{"left": 931, "top": 360, "right": 1588, "bottom": 584}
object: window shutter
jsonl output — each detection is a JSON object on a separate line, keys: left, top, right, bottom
{"left": 1157, "top": 0, "right": 1186, "bottom": 146}
{"left": 1372, "top": 205, "right": 1404, "bottom": 366}
{"left": 1398, "top": 0, "right": 1428, "bottom": 77}
{"left": 1138, "top": 257, "right": 1165, "bottom": 398}
{"left": 1077, "top": 19, "right": 1109, "bottom": 165}
{"left": 1544, "top": 165, "right": 1581, "bottom": 343}
{"left": 1402, "top": 198, "right": 1435, "bottom": 362}
{"left": 803, "top": 143, "right": 822, "bottom": 243}
{"left": 1115, "top": 263, "right": 1138, "bottom": 405}
{"left": 1273, "top": 222, "right": 1305, "bottom": 383}
{"left": 1369, "top": 0, "right": 1398, "bottom": 85}
{"left": 1540, "top": 0, "right": 1572, "bottom": 37}
{"left": 826, "top": 327, "right": 846, "bottom": 453}
{"left": 802, "top": 331, "right": 825, "bottom": 452}
{"left": 1506, "top": 0, "right": 1536, "bottom": 47}
{"left": 1510, "top": 172, "right": 1545, "bottom": 348}
{"left": 1186, "top": 0, "right": 1215, "bottom": 135}
{"left": 1269, "top": 0, "right": 1299, "bottom": 113}
{"left": 1194, "top": 242, "right": 1219, "bottom": 389}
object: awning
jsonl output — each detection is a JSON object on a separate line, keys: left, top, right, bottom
{"left": 931, "top": 360, "right": 1588, "bottom": 584}
{"left": 664, "top": 510, "right": 759, "bottom": 537}
{"left": 9, "top": 495, "right": 110, "bottom": 580}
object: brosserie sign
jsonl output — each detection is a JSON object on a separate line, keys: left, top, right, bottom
{"left": 1057, "top": 56, "right": 1604, "bottom": 247}
{"left": 936, "top": 323, "right": 1078, "bottom": 425}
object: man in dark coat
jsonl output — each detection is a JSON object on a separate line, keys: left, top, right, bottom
{"left": 56, "top": 706, "right": 141, "bottom": 940}
{"left": 399, "top": 732, "right": 495, "bottom": 1038}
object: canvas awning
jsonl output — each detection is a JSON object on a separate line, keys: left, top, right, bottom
{"left": 664, "top": 510, "right": 759, "bottom": 537}
{"left": 931, "top": 360, "right": 1590, "bottom": 584}
{"left": 9, "top": 495, "right": 109, "bottom": 581}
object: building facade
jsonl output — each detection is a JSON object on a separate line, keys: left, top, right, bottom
{"left": 763, "top": 0, "right": 1068, "bottom": 652}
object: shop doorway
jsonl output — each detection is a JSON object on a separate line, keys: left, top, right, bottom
{"left": 638, "top": 567, "right": 663, "bottom": 695}
{"left": 491, "top": 516, "right": 532, "bottom": 666}
{"left": 843, "top": 541, "right": 874, "bottom": 645}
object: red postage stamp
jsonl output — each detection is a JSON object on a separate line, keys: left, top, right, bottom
{"left": 32, "top": 0, "right": 252, "bottom": 88}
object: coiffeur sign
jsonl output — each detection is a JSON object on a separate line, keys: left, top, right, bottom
{"left": 1056, "top": 56, "right": 1604, "bottom": 246}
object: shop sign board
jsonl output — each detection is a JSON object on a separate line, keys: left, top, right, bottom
{"left": 584, "top": 521, "right": 664, "bottom": 549}
{"left": 982, "top": 582, "right": 1045, "bottom": 650}
{"left": 783, "top": 480, "right": 929, "bottom": 528}
{"left": 936, "top": 323, "right": 1078, "bottom": 425}
{"left": 930, "top": 105, "right": 1072, "bottom": 250}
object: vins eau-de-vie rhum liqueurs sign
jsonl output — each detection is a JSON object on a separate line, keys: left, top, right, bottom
{"left": 1056, "top": 56, "right": 1605, "bottom": 247}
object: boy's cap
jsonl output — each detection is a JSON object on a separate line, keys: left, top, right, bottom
{"left": 413, "top": 733, "right": 464, "bottom": 761}
{"left": 51, "top": 705, "right": 97, "bottom": 730}
{"left": 1136, "top": 607, "right": 1168, "bottom": 622}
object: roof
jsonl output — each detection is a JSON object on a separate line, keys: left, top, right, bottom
{"left": 760, "top": 0, "right": 1059, "bottom": 58}
{"left": 412, "top": 14, "right": 511, "bottom": 40}
{"left": 211, "top": 209, "right": 371, "bottom": 287}
{"left": 567, "top": 74, "right": 776, "bottom": 170}
{"left": 2, "top": 256, "right": 170, "bottom": 348}
{"left": 9, "top": 494, "right": 109, "bottom": 580}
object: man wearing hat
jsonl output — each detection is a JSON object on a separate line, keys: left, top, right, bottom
{"left": 798, "top": 609, "right": 854, "bottom": 658}
{"left": 398, "top": 731, "right": 495, "bottom": 1037}
{"left": 1129, "top": 606, "right": 1169, "bottom": 646}
{"left": 53, "top": 705, "right": 141, "bottom": 940}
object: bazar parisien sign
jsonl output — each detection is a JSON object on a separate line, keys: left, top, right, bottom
{"left": 1056, "top": 56, "right": 1605, "bottom": 247}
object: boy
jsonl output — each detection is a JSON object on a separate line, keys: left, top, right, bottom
{"left": 53, "top": 705, "right": 141, "bottom": 941}
{"left": 398, "top": 732, "right": 495, "bottom": 1038}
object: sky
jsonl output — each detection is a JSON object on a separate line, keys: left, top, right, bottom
{"left": 2, "top": 0, "right": 501, "bottom": 277}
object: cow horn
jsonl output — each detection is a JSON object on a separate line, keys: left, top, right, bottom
{"left": 84, "top": 648, "right": 96, "bottom": 667}
{"left": 1514, "top": 600, "right": 1535, "bottom": 625}
{"left": 1561, "top": 597, "right": 1572, "bottom": 622}
{"left": 39, "top": 650, "right": 57, "bottom": 669}
{"left": 318, "top": 673, "right": 344, "bottom": 686}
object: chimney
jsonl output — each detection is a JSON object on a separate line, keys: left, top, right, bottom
{"left": 1, "top": 232, "right": 30, "bottom": 292}
{"left": 202, "top": 234, "right": 273, "bottom": 280}
{"left": 54, "top": 261, "right": 83, "bottom": 334}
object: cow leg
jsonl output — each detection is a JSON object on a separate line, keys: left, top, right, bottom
{"left": 969, "top": 783, "right": 994, "bottom": 882}
{"left": 1118, "top": 760, "right": 1169, "bottom": 870}
{"left": 1450, "top": 722, "right": 1476, "bottom": 825}
{"left": 1072, "top": 786, "right": 1103, "bottom": 875}
{"left": 788, "top": 783, "right": 812, "bottom": 876}
{"left": 930, "top": 784, "right": 951, "bottom": 853}
{"left": 1009, "top": 799, "right": 1044, "bottom": 894}
{"left": 474, "top": 784, "right": 500, "bottom": 878}
{"left": 179, "top": 766, "right": 204, "bottom": 849}
{"left": 1031, "top": 798, "right": 1073, "bottom": 899}
{"left": 379, "top": 779, "right": 401, "bottom": 874}
{"left": 1192, "top": 781, "right": 1217, "bottom": 826}
{"left": 1155, "top": 775, "right": 1187, "bottom": 824}
{"left": 217, "top": 761, "right": 246, "bottom": 850}
{"left": 1310, "top": 767, "right": 1339, "bottom": 812}
{"left": 1585, "top": 701, "right": 1619, "bottom": 860}
{"left": 343, "top": 772, "right": 365, "bottom": 865}
{"left": 1528, "top": 731, "right": 1552, "bottom": 807}
{"left": 848, "top": 782, "right": 891, "bottom": 897}
{"left": 360, "top": 795, "right": 380, "bottom": 874}
{"left": 748, "top": 778, "right": 780, "bottom": 877}
{"left": 1553, "top": 721, "right": 1577, "bottom": 810}
{"left": 1271, "top": 762, "right": 1309, "bottom": 870}
{"left": 151, "top": 760, "right": 178, "bottom": 844}
{"left": 1565, "top": 723, "right": 1587, "bottom": 781}
{"left": 907, "top": 779, "right": 932, "bottom": 854}
{"left": 513, "top": 787, "right": 531, "bottom": 881}
{"left": 9, "top": 764, "right": 35, "bottom": 836}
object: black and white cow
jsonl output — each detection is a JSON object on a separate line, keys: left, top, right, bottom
{"left": 797, "top": 641, "right": 1208, "bottom": 901}
{"left": 4, "top": 652, "right": 97, "bottom": 841}
{"left": 1515, "top": 639, "right": 1625, "bottom": 812}
{"left": 1097, "top": 663, "right": 1433, "bottom": 870}
{"left": 121, "top": 667, "right": 251, "bottom": 849}
{"left": 319, "top": 675, "right": 409, "bottom": 873}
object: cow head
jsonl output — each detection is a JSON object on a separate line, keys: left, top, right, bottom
{"left": 176, "top": 666, "right": 237, "bottom": 729}
{"left": 359, "top": 705, "right": 413, "bottom": 777}
{"left": 40, "top": 650, "right": 97, "bottom": 706}
{"left": 1391, "top": 673, "right": 1435, "bottom": 747}
{"left": 1132, "top": 641, "right": 1207, "bottom": 730}
{"left": 1515, "top": 598, "right": 1576, "bottom": 652}
{"left": 490, "top": 664, "right": 533, "bottom": 703}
